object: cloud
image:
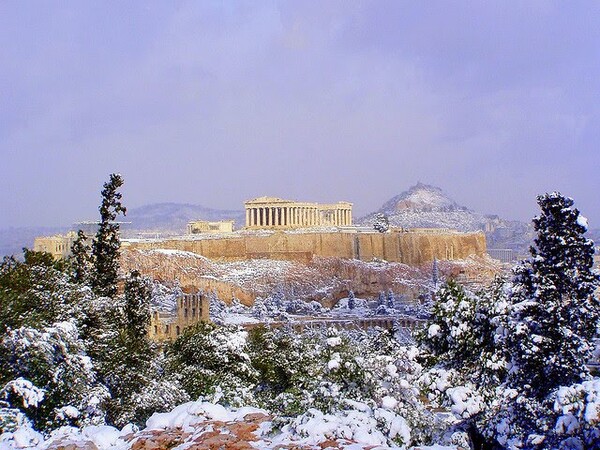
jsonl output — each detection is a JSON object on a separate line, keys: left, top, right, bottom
{"left": 1, "top": 1, "right": 599, "bottom": 227}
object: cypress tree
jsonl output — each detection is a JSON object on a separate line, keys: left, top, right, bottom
{"left": 348, "top": 290, "right": 356, "bottom": 310}
{"left": 387, "top": 289, "right": 395, "bottom": 309}
{"left": 123, "top": 270, "right": 152, "bottom": 343}
{"left": 70, "top": 230, "right": 91, "bottom": 284}
{"left": 91, "top": 174, "right": 126, "bottom": 298}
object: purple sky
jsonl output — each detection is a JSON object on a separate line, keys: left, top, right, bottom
{"left": 2, "top": 1, "right": 599, "bottom": 228}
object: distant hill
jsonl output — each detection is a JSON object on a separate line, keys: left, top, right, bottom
{"left": 359, "top": 183, "right": 535, "bottom": 254}
{"left": 124, "top": 203, "right": 246, "bottom": 235}
{"left": 362, "top": 183, "right": 484, "bottom": 231}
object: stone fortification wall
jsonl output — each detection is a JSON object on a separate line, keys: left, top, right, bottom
{"left": 125, "top": 230, "right": 486, "bottom": 265}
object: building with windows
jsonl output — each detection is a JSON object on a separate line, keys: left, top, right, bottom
{"left": 33, "top": 231, "right": 78, "bottom": 259}
{"left": 149, "top": 291, "right": 210, "bottom": 341}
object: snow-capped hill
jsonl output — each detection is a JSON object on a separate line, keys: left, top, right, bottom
{"left": 360, "top": 184, "right": 537, "bottom": 254}
{"left": 361, "top": 183, "right": 485, "bottom": 232}
{"left": 379, "top": 182, "right": 467, "bottom": 214}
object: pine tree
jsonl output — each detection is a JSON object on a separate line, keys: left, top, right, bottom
{"left": 420, "top": 280, "right": 508, "bottom": 383}
{"left": 91, "top": 174, "right": 126, "bottom": 298}
{"left": 499, "top": 192, "right": 600, "bottom": 447}
{"left": 507, "top": 192, "right": 600, "bottom": 400}
{"left": 432, "top": 258, "right": 439, "bottom": 289}
{"left": 348, "top": 290, "right": 356, "bottom": 310}
{"left": 70, "top": 230, "right": 91, "bottom": 284}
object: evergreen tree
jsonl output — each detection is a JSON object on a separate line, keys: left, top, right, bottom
{"left": 123, "top": 270, "right": 151, "bottom": 342}
{"left": 373, "top": 213, "right": 390, "bottom": 233}
{"left": 498, "top": 192, "right": 600, "bottom": 447}
{"left": 420, "top": 279, "right": 508, "bottom": 384}
{"left": 70, "top": 230, "right": 91, "bottom": 284}
{"left": 387, "top": 289, "right": 395, "bottom": 309}
{"left": 0, "top": 250, "right": 83, "bottom": 334}
{"left": 378, "top": 291, "right": 386, "bottom": 306}
{"left": 91, "top": 174, "right": 126, "bottom": 298}
{"left": 507, "top": 192, "right": 600, "bottom": 400}
{"left": 432, "top": 258, "right": 439, "bottom": 290}
{"left": 347, "top": 290, "right": 356, "bottom": 310}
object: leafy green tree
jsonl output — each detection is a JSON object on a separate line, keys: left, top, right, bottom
{"left": 91, "top": 173, "right": 126, "bottom": 298}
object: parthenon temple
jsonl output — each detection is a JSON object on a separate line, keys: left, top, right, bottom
{"left": 245, "top": 196, "right": 352, "bottom": 229}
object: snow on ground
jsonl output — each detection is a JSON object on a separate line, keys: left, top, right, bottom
{"left": 219, "top": 259, "right": 296, "bottom": 285}
{"left": 0, "top": 399, "right": 460, "bottom": 450}
{"left": 146, "top": 248, "right": 210, "bottom": 259}
{"left": 220, "top": 313, "right": 261, "bottom": 325}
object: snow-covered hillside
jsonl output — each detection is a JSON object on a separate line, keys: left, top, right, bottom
{"left": 359, "top": 183, "right": 535, "bottom": 253}
{"left": 359, "top": 183, "right": 485, "bottom": 231}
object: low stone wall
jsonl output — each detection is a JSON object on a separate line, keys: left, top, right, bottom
{"left": 125, "top": 229, "right": 486, "bottom": 266}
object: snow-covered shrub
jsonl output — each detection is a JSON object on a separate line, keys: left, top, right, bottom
{"left": 208, "top": 293, "right": 227, "bottom": 324}
{"left": 165, "top": 322, "right": 258, "bottom": 407}
{"left": 123, "top": 379, "right": 190, "bottom": 426}
{"left": 0, "top": 407, "right": 44, "bottom": 448}
{"left": 420, "top": 280, "right": 507, "bottom": 381}
{"left": 0, "top": 250, "right": 91, "bottom": 334}
{"left": 0, "top": 321, "right": 109, "bottom": 431}
{"left": 373, "top": 213, "right": 390, "bottom": 233}
{"left": 288, "top": 405, "right": 410, "bottom": 447}
{"left": 251, "top": 296, "right": 291, "bottom": 321}
{"left": 285, "top": 298, "right": 326, "bottom": 315}
{"left": 549, "top": 378, "right": 600, "bottom": 449}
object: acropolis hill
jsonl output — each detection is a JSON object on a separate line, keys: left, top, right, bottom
{"left": 122, "top": 195, "right": 487, "bottom": 266}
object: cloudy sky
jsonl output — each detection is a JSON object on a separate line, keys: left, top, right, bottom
{"left": 1, "top": 1, "right": 599, "bottom": 228}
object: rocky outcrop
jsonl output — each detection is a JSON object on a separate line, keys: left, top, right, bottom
{"left": 121, "top": 248, "right": 500, "bottom": 308}
{"left": 124, "top": 229, "right": 486, "bottom": 266}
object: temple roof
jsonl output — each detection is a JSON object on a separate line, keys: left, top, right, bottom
{"left": 245, "top": 196, "right": 292, "bottom": 204}
{"left": 245, "top": 196, "right": 353, "bottom": 206}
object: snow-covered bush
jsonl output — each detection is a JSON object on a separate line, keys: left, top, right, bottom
{"left": 419, "top": 279, "right": 508, "bottom": 389}
{"left": 0, "top": 250, "right": 91, "bottom": 334}
{"left": 165, "top": 322, "right": 259, "bottom": 407}
{"left": 552, "top": 378, "right": 600, "bottom": 448}
{"left": 0, "top": 321, "right": 109, "bottom": 431}
{"left": 373, "top": 213, "right": 390, "bottom": 233}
